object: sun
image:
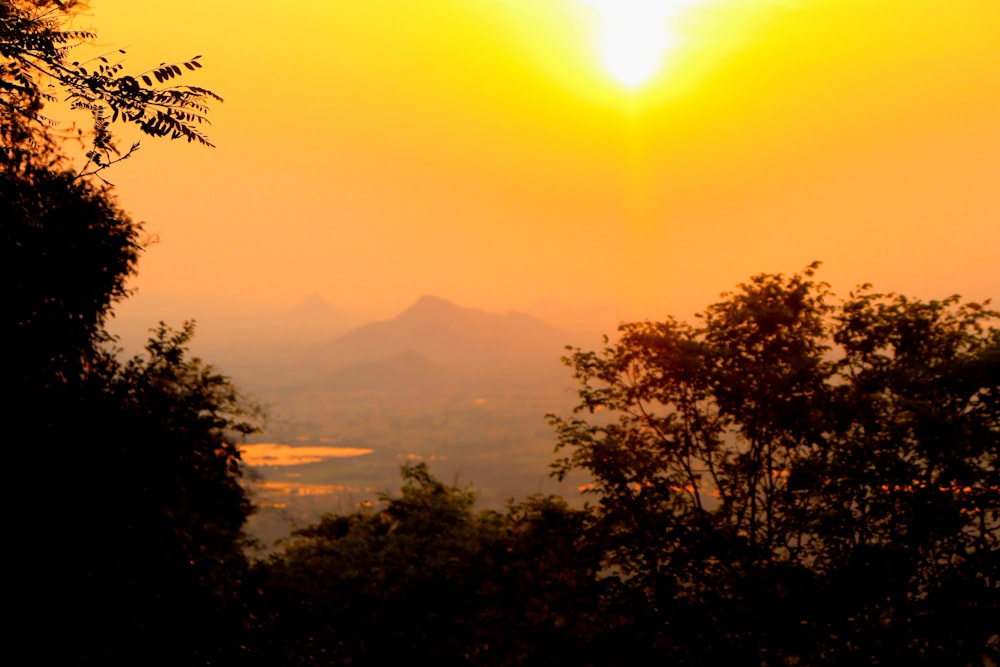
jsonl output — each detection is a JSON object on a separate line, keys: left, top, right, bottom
{"left": 489, "top": 0, "right": 777, "bottom": 107}
{"left": 578, "top": 0, "right": 706, "bottom": 89}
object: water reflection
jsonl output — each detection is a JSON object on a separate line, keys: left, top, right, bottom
{"left": 241, "top": 443, "right": 374, "bottom": 467}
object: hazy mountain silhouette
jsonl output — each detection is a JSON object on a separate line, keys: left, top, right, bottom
{"left": 313, "top": 295, "right": 575, "bottom": 388}
{"left": 289, "top": 294, "right": 342, "bottom": 322}
{"left": 308, "top": 349, "right": 469, "bottom": 393}
{"left": 520, "top": 297, "right": 632, "bottom": 341}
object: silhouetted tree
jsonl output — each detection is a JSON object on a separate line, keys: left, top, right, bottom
{"left": 3, "top": 159, "right": 138, "bottom": 385}
{"left": 2, "top": 0, "right": 221, "bottom": 173}
{"left": 52, "top": 323, "right": 258, "bottom": 665}
{"left": 3, "top": 2, "right": 254, "bottom": 663}
{"left": 253, "top": 463, "right": 608, "bottom": 666}
{"left": 5, "top": 191, "right": 258, "bottom": 660}
{"left": 550, "top": 263, "right": 999, "bottom": 665}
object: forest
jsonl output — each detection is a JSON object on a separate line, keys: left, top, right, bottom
{"left": 3, "top": 2, "right": 998, "bottom": 665}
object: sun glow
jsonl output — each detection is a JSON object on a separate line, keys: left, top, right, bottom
{"left": 580, "top": 0, "right": 706, "bottom": 89}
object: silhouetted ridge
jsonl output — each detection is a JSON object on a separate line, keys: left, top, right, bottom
{"left": 394, "top": 295, "right": 469, "bottom": 326}
{"left": 407, "top": 294, "right": 459, "bottom": 312}
{"left": 314, "top": 296, "right": 575, "bottom": 387}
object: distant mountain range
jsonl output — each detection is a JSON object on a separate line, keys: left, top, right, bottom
{"left": 305, "top": 295, "right": 578, "bottom": 391}
{"left": 308, "top": 349, "right": 467, "bottom": 393}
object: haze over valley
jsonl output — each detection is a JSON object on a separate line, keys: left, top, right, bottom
{"left": 112, "top": 293, "right": 599, "bottom": 543}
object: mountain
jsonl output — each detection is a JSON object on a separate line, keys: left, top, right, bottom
{"left": 308, "top": 349, "right": 468, "bottom": 393}
{"left": 313, "top": 295, "right": 577, "bottom": 387}
{"left": 287, "top": 294, "right": 348, "bottom": 333}
{"left": 291, "top": 293, "right": 339, "bottom": 317}
{"left": 520, "top": 298, "right": 633, "bottom": 342}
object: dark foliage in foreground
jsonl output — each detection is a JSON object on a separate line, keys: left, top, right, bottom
{"left": 3, "top": 9, "right": 251, "bottom": 656}
{"left": 550, "top": 263, "right": 999, "bottom": 665}
{"left": 246, "top": 266, "right": 997, "bottom": 666}
{"left": 250, "top": 463, "right": 608, "bottom": 667}
{"left": 4, "top": 151, "right": 258, "bottom": 663}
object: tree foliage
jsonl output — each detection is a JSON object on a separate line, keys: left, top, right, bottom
{"left": 2, "top": 161, "right": 259, "bottom": 660}
{"left": 3, "top": 3, "right": 253, "bottom": 663}
{"left": 1, "top": 0, "right": 221, "bottom": 173}
{"left": 59, "top": 323, "right": 259, "bottom": 665}
{"left": 2, "top": 158, "right": 139, "bottom": 385}
{"left": 549, "top": 263, "right": 1000, "bottom": 665}
{"left": 253, "top": 463, "right": 607, "bottom": 667}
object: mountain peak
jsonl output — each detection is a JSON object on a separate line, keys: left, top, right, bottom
{"left": 320, "top": 295, "right": 577, "bottom": 384}
{"left": 396, "top": 295, "right": 462, "bottom": 321}
{"left": 412, "top": 294, "right": 457, "bottom": 309}
{"left": 292, "top": 294, "right": 337, "bottom": 316}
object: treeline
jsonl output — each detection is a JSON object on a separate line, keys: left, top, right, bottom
{"left": 247, "top": 265, "right": 1000, "bottom": 666}
{"left": 250, "top": 464, "right": 606, "bottom": 666}
{"left": 4, "top": 2, "right": 998, "bottom": 665}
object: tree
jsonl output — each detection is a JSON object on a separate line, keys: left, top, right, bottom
{"left": 253, "top": 463, "right": 608, "bottom": 666}
{"left": 2, "top": 0, "right": 221, "bottom": 173}
{"left": 3, "top": 0, "right": 220, "bottom": 377}
{"left": 3, "top": 3, "right": 255, "bottom": 663}
{"left": 549, "top": 263, "right": 999, "bottom": 665}
{"left": 2, "top": 0, "right": 223, "bottom": 384}
{"left": 2, "top": 158, "right": 139, "bottom": 388}
{"left": 58, "top": 323, "right": 259, "bottom": 665}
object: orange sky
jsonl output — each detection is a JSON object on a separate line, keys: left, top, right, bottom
{"left": 77, "top": 0, "right": 1000, "bottom": 329}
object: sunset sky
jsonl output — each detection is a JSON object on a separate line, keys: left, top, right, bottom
{"left": 77, "top": 0, "right": 1000, "bottom": 331}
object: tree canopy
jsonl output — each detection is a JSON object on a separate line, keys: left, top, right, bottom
{"left": 3, "top": 3, "right": 256, "bottom": 663}
{"left": 253, "top": 463, "right": 607, "bottom": 667}
{"left": 53, "top": 323, "right": 259, "bottom": 665}
{"left": 549, "top": 263, "right": 1000, "bottom": 665}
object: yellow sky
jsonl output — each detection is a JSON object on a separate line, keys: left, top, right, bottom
{"left": 79, "top": 0, "right": 1000, "bottom": 326}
